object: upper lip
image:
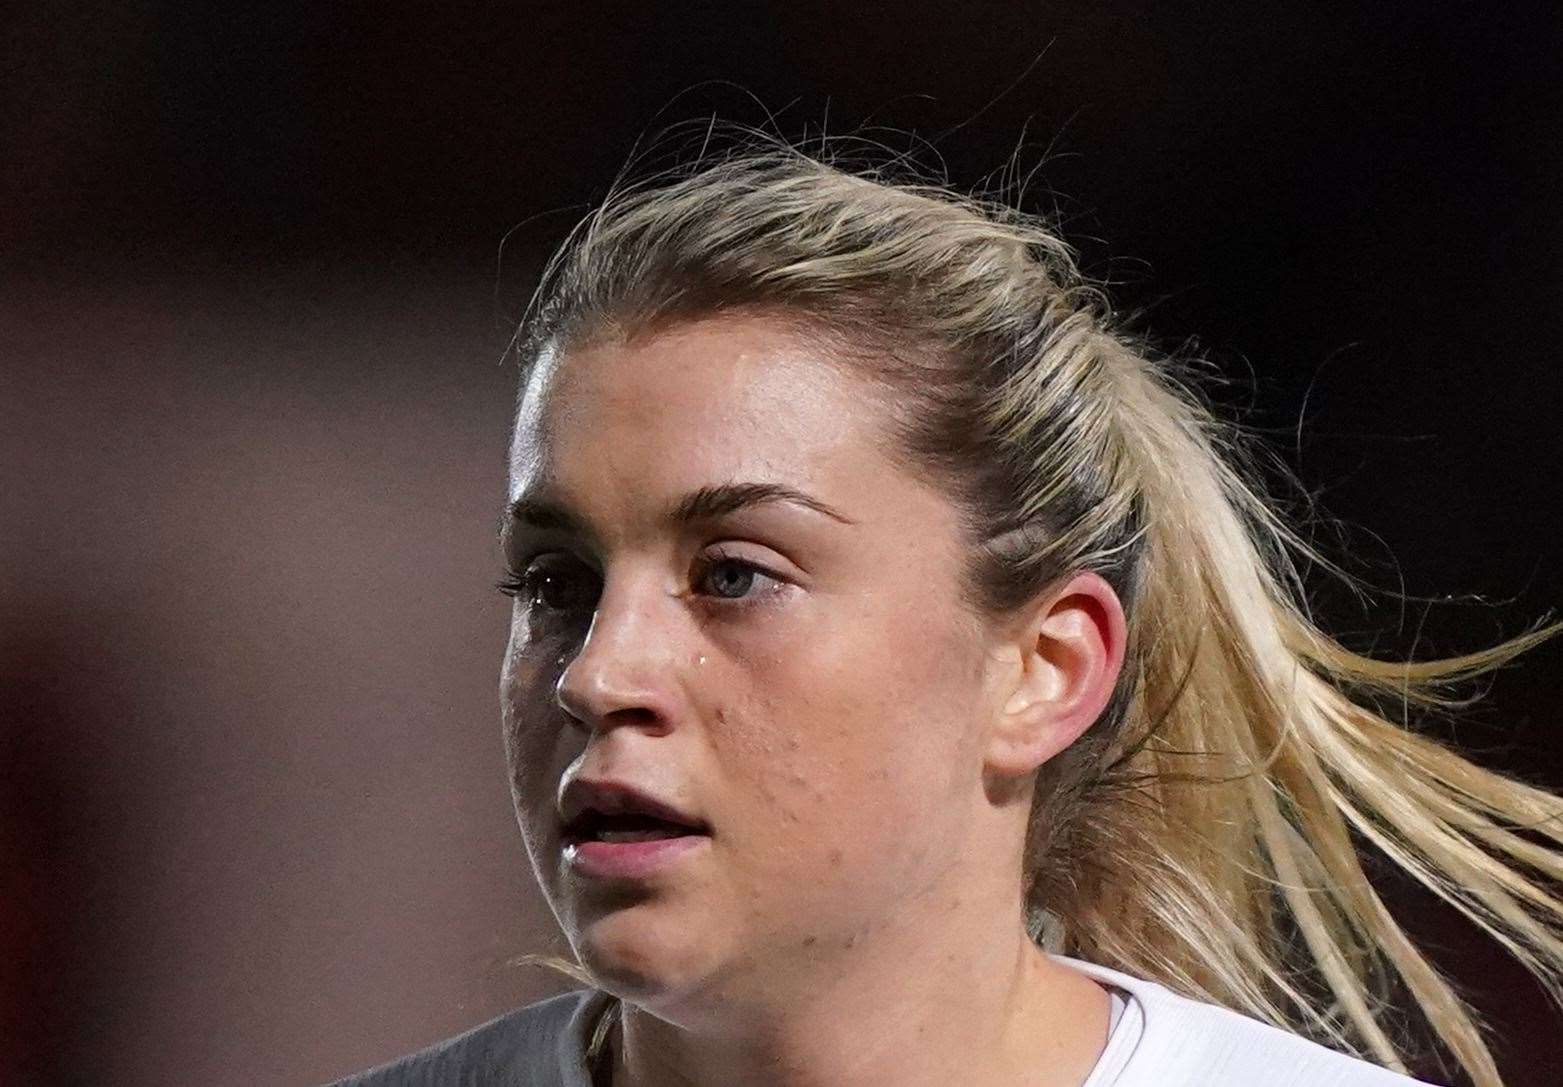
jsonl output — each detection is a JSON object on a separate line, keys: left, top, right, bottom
{"left": 558, "top": 777, "right": 709, "bottom": 838}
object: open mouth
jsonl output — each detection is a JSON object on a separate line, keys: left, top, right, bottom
{"left": 562, "top": 811, "right": 712, "bottom": 880}
{"left": 563, "top": 810, "right": 710, "bottom": 845}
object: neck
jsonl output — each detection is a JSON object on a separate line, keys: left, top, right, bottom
{"left": 607, "top": 926, "right": 1110, "bottom": 1087}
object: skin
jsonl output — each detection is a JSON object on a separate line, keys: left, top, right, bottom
{"left": 500, "top": 313, "right": 1128, "bottom": 1087}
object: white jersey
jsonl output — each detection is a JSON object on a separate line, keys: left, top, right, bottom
{"left": 329, "top": 954, "right": 1440, "bottom": 1085}
{"left": 1056, "top": 955, "right": 1436, "bottom": 1086}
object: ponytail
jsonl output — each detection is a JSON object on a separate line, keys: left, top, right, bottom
{"left": 1028, "top": 327, "right": 1563, "bottom": 1083}
{"left": 502, "top": 125, "right": 1563, "bottom": 1086}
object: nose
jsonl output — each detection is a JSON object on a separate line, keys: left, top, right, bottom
{"left": 554, "top": 572, "right": 682, "bottom": 735}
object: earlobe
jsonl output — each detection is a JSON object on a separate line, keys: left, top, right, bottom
{"left": 984, "top": 571, "right": 1127, "bottom": 779}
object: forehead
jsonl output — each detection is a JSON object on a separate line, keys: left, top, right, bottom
{"left": 507, "top": 316, "right": 894, "bottom": 501}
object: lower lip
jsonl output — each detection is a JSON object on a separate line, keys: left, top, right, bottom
{"left": 565, "top": 834, "right": 710, "bottom": 880}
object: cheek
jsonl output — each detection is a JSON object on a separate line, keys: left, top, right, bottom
{"left": 499, "top": 629, "right": 572, "bottom": 827}
{"left": 719, "top": 603, "right": 980, "bottom": 872}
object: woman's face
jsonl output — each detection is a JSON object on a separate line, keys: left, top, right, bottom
{"left": 500, "top": 314, "right": 1010, "bottom": 1017}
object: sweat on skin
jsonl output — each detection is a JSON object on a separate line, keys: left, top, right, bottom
{"left": 499, "top": 314, "right": 1123, "bottom": 1087}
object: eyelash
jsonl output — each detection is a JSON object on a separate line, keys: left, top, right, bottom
{"left": 495, "top": 546, "right": 787, "bottom": 613}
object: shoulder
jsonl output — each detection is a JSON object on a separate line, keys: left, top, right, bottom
{"left": 322, "top": 988, "right": 605, "bottom": 1087}
{"left": 1056, "top": 956, "right": 1440, "bottom": 1087}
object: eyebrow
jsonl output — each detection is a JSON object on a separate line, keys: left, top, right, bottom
{"left": 503, "top": 481, "right": 857, "bottom": 540}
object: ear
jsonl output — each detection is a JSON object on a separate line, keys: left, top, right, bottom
{"left": 981, "top": 570, "right": 1128, "bottom": 779}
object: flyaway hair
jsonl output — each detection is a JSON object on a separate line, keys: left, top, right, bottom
{"left": 504, "top": 121, "right": 1563, "bottom": 1086}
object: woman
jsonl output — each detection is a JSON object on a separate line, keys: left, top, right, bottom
{"left": 333, "top": 125, "right": 1563, "bottom": 1086}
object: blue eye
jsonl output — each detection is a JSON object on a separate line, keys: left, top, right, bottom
{"left": 496, "top": 547, "right": 786, "bottom": 613}
{"left": 496, "top": 558, "right": 597, "bottom": 613}
{"left": 697, "top": 550, "right": 781, "bottom": 601}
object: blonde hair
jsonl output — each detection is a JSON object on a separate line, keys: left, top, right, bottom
{"left": 504, "top": 122, "right": 1563, "bottom": 1085}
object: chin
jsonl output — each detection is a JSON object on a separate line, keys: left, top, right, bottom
{"left": 569, "top": 906, "right": 704, "bottom": 1001}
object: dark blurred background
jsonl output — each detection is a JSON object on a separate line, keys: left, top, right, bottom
{"left": 3, "top": 3, "right": 1561, "bottom": 1084}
